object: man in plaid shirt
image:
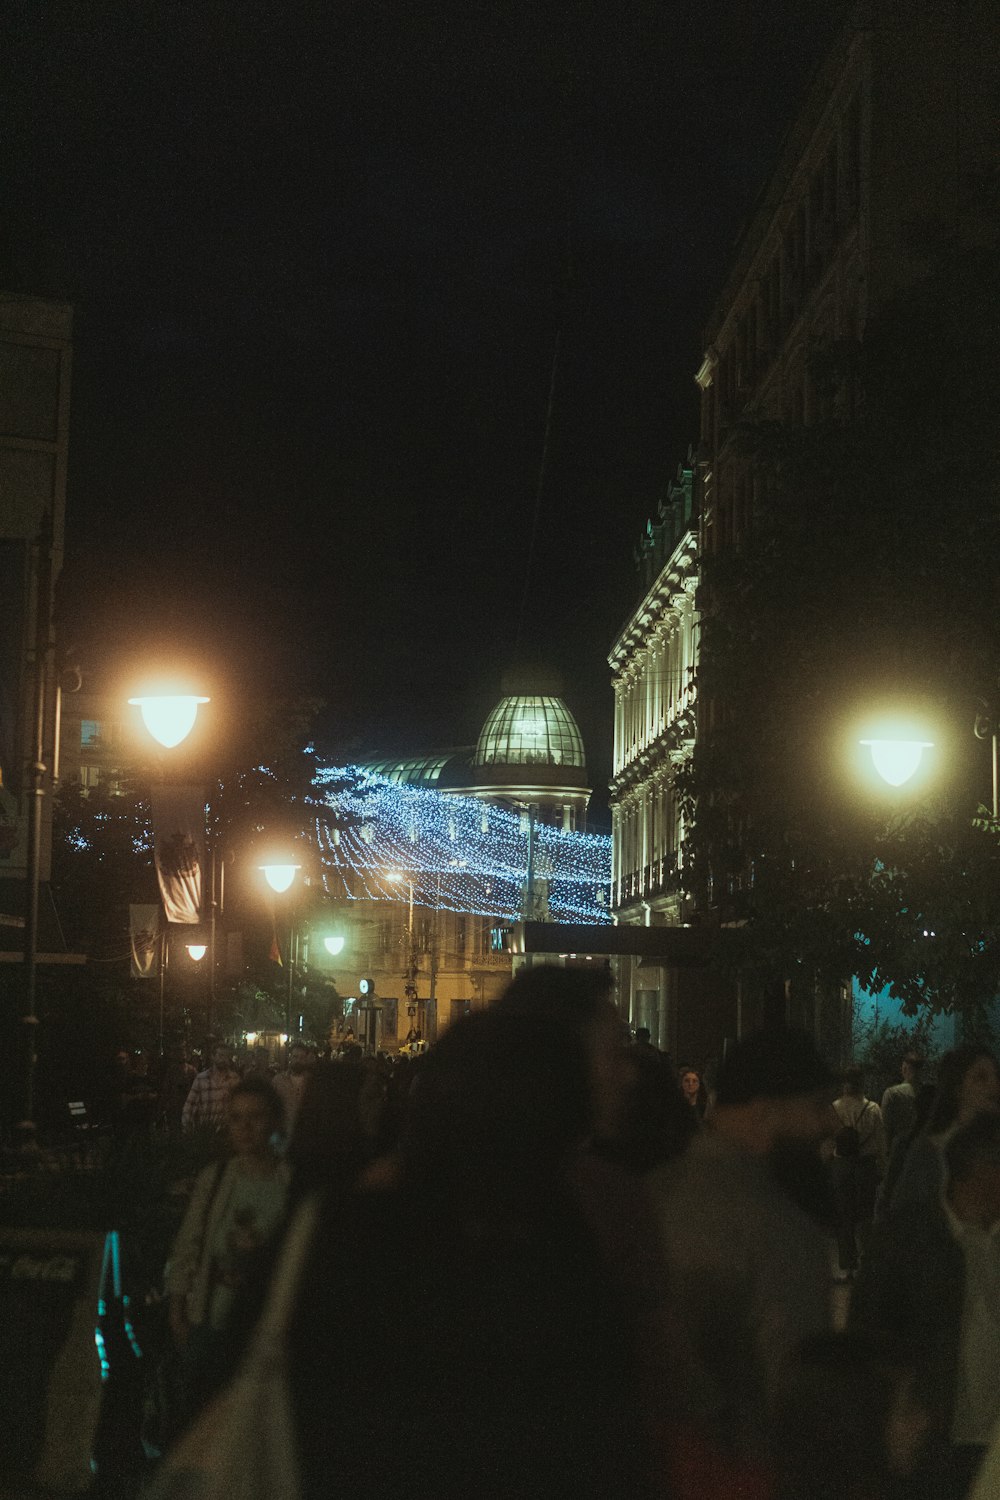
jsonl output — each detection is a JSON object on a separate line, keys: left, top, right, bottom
{"left": 181, "top": 1042, "right": 238, "bottom": 1131}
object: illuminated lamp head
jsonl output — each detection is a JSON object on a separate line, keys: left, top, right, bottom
{"left": 186, "top": 943, "right": 208, "bottom": 962}
{"left": 259, "top": 861, "right": 301, "bottom": 894}
{"left": 859, "top": 736, "right": 934, "bottom": 788}
{"left": 129, "top": 693, "right": 209, "bottom": 750}
{"left": 323, "top": 934, "right": 346, "bottom": 957}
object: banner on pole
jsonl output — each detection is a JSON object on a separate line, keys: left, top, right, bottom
{"left": 129, "top": 905, "right": 161, "bottom": 979}
{"left": 150, "top": 786, "right": 205, "bottom": 924}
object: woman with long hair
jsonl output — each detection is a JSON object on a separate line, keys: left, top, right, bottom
{"left": 889, "top": 1043, "right": 1000, "bottom": 1212}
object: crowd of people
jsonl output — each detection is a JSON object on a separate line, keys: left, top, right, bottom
{"left": 134, "top": 971, "right": 1000, "bottom": 1499}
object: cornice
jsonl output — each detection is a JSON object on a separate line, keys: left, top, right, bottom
{"left": 609, "top": 530, "right": 700, "bottom": 671}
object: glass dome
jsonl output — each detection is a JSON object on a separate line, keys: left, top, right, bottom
{"left": 474, "top": 695, "right": 586, "bottom": 769}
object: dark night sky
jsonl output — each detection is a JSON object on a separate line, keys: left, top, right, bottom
{"left": 6, "top": 1, "right": 844, "bottom": 820}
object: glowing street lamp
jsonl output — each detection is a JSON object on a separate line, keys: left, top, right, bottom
{"left": 260, "top": 861, "right": 301, "bottom": 1048}
{"left": 128, "top": 693, "right": 209, "bottom": 750}
{"left": 323, "top": 934, "right": 346, "bottom": 957}
{"left": 186, "top": 943, "right": 208, "bottom": 962}
{"left": 859, "top": 736, "right": 935, "bottom": 788}
{"left": 259, "top": 861, "right": 301, "bottom": 895}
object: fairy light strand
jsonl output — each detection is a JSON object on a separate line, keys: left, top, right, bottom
{"left": 315, "top": 765, "right": 611, "bottom": 923}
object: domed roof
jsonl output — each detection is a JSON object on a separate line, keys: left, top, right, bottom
{"left": 473, "top": 694, "right": 586, "bottom": 770}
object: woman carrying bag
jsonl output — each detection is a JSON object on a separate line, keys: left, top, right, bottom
{"left": 165, "top": 1076, "right": 289, "bottom": 1436}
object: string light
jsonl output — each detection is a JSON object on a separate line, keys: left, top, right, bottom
{"left": 315, "top": 766, "right": 611, "bottom": 923}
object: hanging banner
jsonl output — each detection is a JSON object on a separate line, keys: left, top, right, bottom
{"left": 129, "top": 904, "right": 161, "bottom": 979}
{"left": 150, "top": 785, "right": 205, "bottom": 925}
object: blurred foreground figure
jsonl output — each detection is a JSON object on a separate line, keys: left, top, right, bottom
{"left": 851, "top": 1111, "right": 1000, "bottom": 1498}
{"left": 772, "top": 1331, "right": 931, "bottom": 1500}
{"left": 649, "top": 1026, "right": 836, "bottom": 1490}
{"left": 889, "top": 1044, "right": 1000, "bottom": 1213}
{"left": 286, "top": 981, "right": 660, "bottom": 1499}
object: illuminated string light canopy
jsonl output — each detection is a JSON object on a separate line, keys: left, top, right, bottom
{"left": 315, "top": 766, "right": 611, "bottom": 923}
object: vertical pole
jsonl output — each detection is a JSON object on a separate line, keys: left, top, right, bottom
{"left": 19, "top": 526, "right": 54, "bottom": 1146}
{"left": 286, "top": 914, "right": 295, "bottom": 1045}
{"left": 207, "top": 841, "right": 216, "bottom": 1037}
{"left": 521, "top": 807, "right": 536, "bottom": 970}
{"left": 158, "top": 921, "right": 167, "bottom": 1055}
{"left": 992, "top": 732, "right": 998, "bottom": 823}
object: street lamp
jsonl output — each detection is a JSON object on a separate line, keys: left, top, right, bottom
{"left": 186, "top": 943, "right": 207, "bottom": 962}
{"left": 855, "top": 713, "right": 936, "bottom": 791}
{"left": 130, "top": 686, "right": 214, "bottom": 1049}
{"left": 323, "top": 934, "right": 346, "bottom": 957}
{"left": 386, "top": 868, "right": 419, "bottom": 1035}
{"left": 260, "top": 860, "right": 301, "bottom": 1049}
{"left": 260, "top": 862, "right": 300, "bottom": 895}
{"left": 859, "top": 737, "right": 935, "bottom": 788}
{"left": 128, "top": 693, "right": 209, "bottom": 750}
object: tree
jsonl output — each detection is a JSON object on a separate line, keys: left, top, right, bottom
{"left": 681, "top": 197, "right": 1000, "bottom": 1016}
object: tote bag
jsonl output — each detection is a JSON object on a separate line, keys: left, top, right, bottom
{"left": 144, "top": 1194, "right": 318, "bottom": 1500}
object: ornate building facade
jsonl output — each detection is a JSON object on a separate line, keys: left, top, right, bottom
{"left": 608, "top": 461, "right": 704, "bottom": 1052}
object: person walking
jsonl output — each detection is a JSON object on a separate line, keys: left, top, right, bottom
{"left": 830, "top": 1065, "right": 887, "bottom": 1280}
{"left": 890, "top": 1045, "right": 1000, "bottom": 1213}
{"left": 285, "top": 993, "right": 661, "bottom": 1499}
{"left": 272, "top": 1041, "right": 314, "bottom": 1139}
{"left": 678, "top": 1066, "right": 708, "bottom": 1122}
{"left": 851, "top": 1112, "right": 1000, "bottom": 1499}
{"left": 880, "top": 1050, "right": 925, "bottom": 1154}
{"left": 650, "top": 1026, "right": 837, "bottom": 1488}
{"left": 181, "top": 1042, "right": 239, "bottom": 1133}
{"left": 166, "top": 1077, "right": 289, "bottom": 1432}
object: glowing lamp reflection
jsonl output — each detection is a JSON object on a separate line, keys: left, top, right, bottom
{"left": 860, "top": 738, "right": 934, "bottom": 787}
{"left": 129, "top": 695, "right": 209, "bottom": 749}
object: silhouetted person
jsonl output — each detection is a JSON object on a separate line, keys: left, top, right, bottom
{"left": 852, "top": 1112, "right": 1000, "bottom": 1498}
{"left": 881, "top": 1050, "right": 925, "bottom": 1154}
{"left": 287, "top": 1000, "right": 658, "bottom": 1499}
{"left": 650, "top": 1025, "right": 837, "bottom": 1484}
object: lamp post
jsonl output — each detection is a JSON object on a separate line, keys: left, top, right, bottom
{"left": 260, "top": 860, "right": 301, "bottom": 1050}
{"left": 973, "top": 706, "right": 999, "bottom": 822}
{"left": 130, "top": 688, "right": 212, "bottom": 1049}
{"left": 387, "top": 868, "right": 423, "bottom": 1039}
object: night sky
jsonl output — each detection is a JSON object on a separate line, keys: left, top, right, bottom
{"left": 6, "top": 1, "right": 844, "bottom": 820}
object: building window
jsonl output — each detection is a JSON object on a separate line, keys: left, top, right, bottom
{"left": 81, "top": 720, "right": 102, "bottom": 747}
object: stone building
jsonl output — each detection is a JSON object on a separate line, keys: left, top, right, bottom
{"left": 607, "top": 461, "right": 723, "bottom": 1059}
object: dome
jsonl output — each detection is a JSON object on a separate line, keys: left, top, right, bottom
{"left": 473, "top": 694, "right": 586, "bottom": 770}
